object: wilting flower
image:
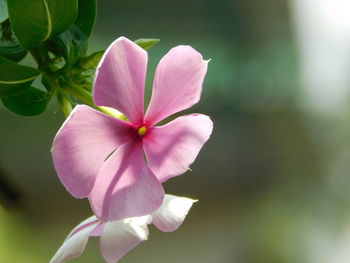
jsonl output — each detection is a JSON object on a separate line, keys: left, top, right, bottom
{"left": 52, "top": 36, "right": 213, "bottom": 220}
{"left": 50, "top": 195, "right": 196, "bottom": 263}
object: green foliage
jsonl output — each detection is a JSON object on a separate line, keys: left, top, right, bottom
{"left": 0, "top": 0, "right": 160, "bottom": 118}
{"left": 134, "top": 38, "right": 160, "bottom": 51}
{"left": 47, "top": 25, "right": 87, "bottom": 67}
{"left": 45, "top": 0, "right": 97, "bottom": 68}
{"left": 0, "top": 38, "right": 27, "bottom": 62}
{"left": 76, "top": 50, "right": 104, "bottom": 70}
{"left": 75, "top": 0, "right": 96, "bottom": 37}
{"left": 0, "top": 0, "right": 8, "bottom": 23}
{"left": 7, "top": 0, "right": 78, "bottom": 48}
{"left": 44, "top": 0, "right": 97, "bottom": 68}
{"left": 1, "top": 86, "right": 49, "bottom": 116}
{"left": 0, "top": 56, "right": 40, "bottom": 97}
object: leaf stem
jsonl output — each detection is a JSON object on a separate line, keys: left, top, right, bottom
{"left": 29, "top": 45, "right": 51, "bottom": 71}
{"left": 65, "top": 80, "right": 126, "bottom": 119}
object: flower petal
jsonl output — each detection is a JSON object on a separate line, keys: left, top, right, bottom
{"left": 50, "top": 219, "right": 100, "bottom": 263}
{"left": 145, "top": 45, "right": 208, "bottom": 125}
{"left": 93, "top": 37, "right": 147, "bottom": 124}
{"left": 89, "top": 141, "right": 165, "bottom": 221}
{"left": 100, "top": 217, "right": 149, "bottom": 263}
{"left": 144, "top": 114, "right": 213, "bottom": 182}
{"left": 66, "top": 215, "right": 99, "bottom": 240}
{"left": 52, "top": 105, "right": 133, "bottom": 198}
{"left": 152, "top": 194, "right": 197, "bottom": 232}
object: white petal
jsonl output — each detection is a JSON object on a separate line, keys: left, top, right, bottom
{"left": 50, "top": 219, "right": 100, "bottom": 263}
{"left": 65, "top": 215, "right": 98, "bottom": 240}
{"left": 128, "top": 215, "right": 153, "bottom": 227}
{"left": 100, "top": 218, "right": 149, "bottom": 263}
{"left": 152, "top": 194, "right": 197, "bottom": 232}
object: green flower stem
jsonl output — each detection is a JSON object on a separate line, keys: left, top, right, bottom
{"left": 65, "top": 80, "right": 94, "bottom": 105}
{"left": 30, "top": 44, "right": 59, "bottom": 98}
{"left": 57, "top": 91, "right": 72, "bottom": 118}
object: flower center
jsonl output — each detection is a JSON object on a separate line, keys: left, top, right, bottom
{"left": 137, "top": 126, "right": 147, "bottom": 137}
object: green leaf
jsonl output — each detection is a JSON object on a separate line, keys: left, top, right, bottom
{"left": 134, "top": 38, "right": 160, "bottom": 51}
{"left": 7, "top": 0, "right": 78, "bottom": 49}
{"left": 1, "top": 86, "right": 49, "bottom": 116}
{"left": 0, "top": 56, "right": 40, "bottom": 97}
{"left": 47, "top": 25, "right": 87, "bottom": 67}
{"left": 0, "top": 0, "right": 8, "bottom": 23}
{"left": 76, "top": 50, "right": 104, "bottom": 70}
{"left": 0, "top": 38, "right": 27, "bottom": 62}
{"left": 75, "top": 0, "right": 96, "bottom": 37}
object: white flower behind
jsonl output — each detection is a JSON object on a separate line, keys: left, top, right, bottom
{"left": 50, "top": 194, "right": 197, "bottom": 263}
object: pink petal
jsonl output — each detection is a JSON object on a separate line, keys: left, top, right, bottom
{"left": 93, "top": 37, "right": 147, "bottom": 124}
{"left": 145, "top": 45, "right": 208, "bottom": 125}
{"left": 144, "top": 114, "right": 213, "bottom": 182}
{"left": 88, "top": 141, "right": 165, "bottom": 221}
{"left": 52, "top": 105, "right": 133, "bottom": 198}
{"left": 50, "top": 219, "right": 100, "bottom": 263}
{"left": 152, "top": 194, "right": 197, "bottom": 232}
{"left": 100, "top": 218, "right": 149, "bottom": 263}
{"left": 90, "top": 223, "right": 104, "bottom": 237}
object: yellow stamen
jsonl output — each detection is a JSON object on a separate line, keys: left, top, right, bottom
{"left": 137, "top": 126, "right": 147, "bottom": 136}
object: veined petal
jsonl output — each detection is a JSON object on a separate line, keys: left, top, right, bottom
{"left": 89, "top": 141, "right": 165, "bottom": 221}
{"left": 93, "top": 37, "right": 147, "bottom": 124}
{"left": 152, "top": 194, "right": 197, "bottom": 232}
{"left": 52, "top": 105, "right": 133, "bottom": 198}
{"left": 100, "top": 218, "right": 149, "bottom": 263}
{"left": 145, "top": 45, "right": 208, "bottom": 125}
{"left": 144, "top": 114, "right": 213, "bottom": 183}
{"left": 50, "top": 219, "right": 100, "bottom": 263}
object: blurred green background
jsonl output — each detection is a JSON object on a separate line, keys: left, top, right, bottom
{"left": 2, "top": 0, "right": 350, "bottom": 262}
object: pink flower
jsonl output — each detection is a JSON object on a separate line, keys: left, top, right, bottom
{"left": 52, "top": 37, "right": 213, "bottom": 221}
{"left": 50, "top": 195, "right": 196, "bottom": 263}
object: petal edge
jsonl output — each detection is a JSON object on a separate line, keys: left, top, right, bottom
{"left": 50, "top": 220, "right": 99, "bottom": 263}
{"left": 52, "top": 105, "right": 132, "bottom": 198}
{"left": 89, "top": 141, "right": 165, "bottom": 221}
{"left": 152, "top": 194, "right": 197, "bottom": 232}
{"left": 93, "top": 37, "right": 147, "bottom": 124}
{"left": 145, "top": 45, "right": 208, "bottom": 125}
{"left": 100, "top": 218, "right": 149, "bottom": 263}
{"left": 144, "top": 114, "right": 213, "bottom": 182}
